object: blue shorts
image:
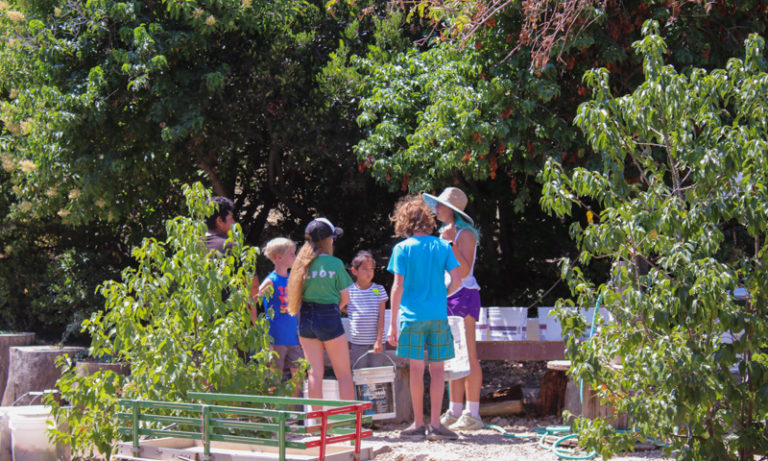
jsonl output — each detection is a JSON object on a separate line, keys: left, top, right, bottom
{"left": 397, "top": 319, "right": 455, "bottom": 362}
{"left": 298, "top": 302, "right": 345, "bottom": 342}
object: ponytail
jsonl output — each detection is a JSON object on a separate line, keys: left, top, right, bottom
{"left": 286, "top": 238, "right": 334, "bottom": 315}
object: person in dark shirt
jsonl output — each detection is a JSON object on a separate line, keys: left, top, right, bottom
{"left": 204, "top": 196, "right": 260, "bottom": 308}
{"left": 205, "top": 196, "right": 237, "bottom": 255}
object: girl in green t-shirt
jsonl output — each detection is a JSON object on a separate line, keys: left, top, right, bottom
{"left": 287, "top": 218, "right": 355, "bottom": 407}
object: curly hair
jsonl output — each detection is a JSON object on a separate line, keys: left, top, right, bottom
{"left": 390, "top": 194, "right": 436, "bottom": 238}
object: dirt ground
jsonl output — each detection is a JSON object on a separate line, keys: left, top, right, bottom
{"left": 363, "top": 417, "right": 671, "bottom": 461}
{"left": 360, "top": 361, "right": 672, "bottom": 461}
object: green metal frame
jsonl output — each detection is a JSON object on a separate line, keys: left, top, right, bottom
{"left": 117, "top": 392, "right": 373, "bottom": 461}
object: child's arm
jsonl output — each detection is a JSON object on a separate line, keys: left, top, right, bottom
{"left": 388, "top": 274, "right": 403, "bottom": 347}
{"left": 249, "top": 279, "right": 273, "bottom": 324}
{"left": 339, "top": 294, "right": 348, "bottom": 314}
{"left": 339, "top": 289, "right": 350, "bottom": 314}
{"left": 248, "top": 274, "right": 262, "bottom": 325}
{"left": 257, "top": 278, "right": 274, "bottom": 297}
{"left": 373, "top": 299, "right": 386, "bottom": 353}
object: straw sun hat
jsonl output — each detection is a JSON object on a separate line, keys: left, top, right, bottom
{"left": 423, "top": 187, "right": 474, "bottom": 225}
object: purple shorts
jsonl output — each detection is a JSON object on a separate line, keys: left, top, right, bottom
{"left": 447, "top": 288, "right": 481, "bottom": 321}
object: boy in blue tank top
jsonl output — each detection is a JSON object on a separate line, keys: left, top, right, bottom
{"left": 257, "top": 238, "right": 303, "bottom": 394}
{"left": 387, "top": 195, "right": 462, "bottom": 441}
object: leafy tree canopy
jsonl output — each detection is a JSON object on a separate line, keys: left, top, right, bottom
{"left": 0, "top": 0, "right": 400, "bottom": 335}
{"left": 325, "top": 0, "right": 768, "bottom": 307}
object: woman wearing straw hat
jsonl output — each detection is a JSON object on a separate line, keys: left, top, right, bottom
{"left": 423, "top": 187, "right": 485, "bottom": 431}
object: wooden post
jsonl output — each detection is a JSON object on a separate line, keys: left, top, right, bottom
{"left": 581, "top": 385, "right": 628, "bottom": 429}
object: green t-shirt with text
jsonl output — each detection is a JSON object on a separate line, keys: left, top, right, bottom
{"left": 302, "top": 254, "right": 353, "bottom": 304}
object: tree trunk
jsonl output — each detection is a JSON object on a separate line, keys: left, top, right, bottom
{"left": 1, "top": 346, "right": 84, "bottom": 406}
{"left": 0, "top": 333, "right": 35, "bottom": 401}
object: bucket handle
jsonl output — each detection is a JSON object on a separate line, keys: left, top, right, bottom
{"left": 352, "top": 349, "right": 397, "bottom": 370}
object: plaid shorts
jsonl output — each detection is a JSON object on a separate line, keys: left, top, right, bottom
{"left": 397, "top": 319, "right": 455, "bottom": 362}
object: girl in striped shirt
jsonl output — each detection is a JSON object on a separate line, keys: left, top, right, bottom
{"left": 341, "top": 251, "right": 389, "bottom": 369}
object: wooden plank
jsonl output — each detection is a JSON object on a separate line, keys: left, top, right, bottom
{"left": 478, "top": 400, "right": 524, "bottom": 416}
{"left": 476, "top": 340, "right": 565, "bottom": 361}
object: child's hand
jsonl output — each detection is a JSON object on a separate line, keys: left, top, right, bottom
{"left": 249, "top": 305, "right": 258, "bottom": 325}
{"left": 373, "top": 339, "right": 383, "bottom": 354}
{"left": 387, "top": 325, "right": 397, "bottom": 347}
{"left": 256, "top": 279, "right": 274, "bottom": 299}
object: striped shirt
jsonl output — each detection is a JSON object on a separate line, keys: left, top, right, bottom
{"left": 347, "top": 283, "right": 388, "bottom": 345}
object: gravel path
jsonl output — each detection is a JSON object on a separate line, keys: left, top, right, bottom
{"left": 363, "top": 416, "right": 672, "bottom": 461}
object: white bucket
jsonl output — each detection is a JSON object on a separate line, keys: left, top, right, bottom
{"left": 7, "top": 405, "right": 58, "bottom": 461}
{"left": 538, "top": 307, "right": 613, "bottom": 340}
{"left": 476, "top": 307, "right": 489, "bottom": 340}
{"left": 486, "top": 307, "right": 527, "bottom": 340}
{"left": 538, "top": 307, "right": 563, "bottom": 341}
{"left": 352, "top": 352, "right": 397, "bottom": 421}
{"left": 303, "top": 379, "right": 341, "bottom": 412}
{"left": 583, "top": 307, "right": 614, "bottom": 339}
{"left": 444, "top": 316, "right": 470, "bottom": 381}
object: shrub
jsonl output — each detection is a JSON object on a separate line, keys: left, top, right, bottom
{"left": 46, "top": 183, "right": 304, "bottom": 458}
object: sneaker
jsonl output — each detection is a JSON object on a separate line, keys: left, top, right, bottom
{"left": 400, "top": 425, "right": 428, "bottom": 440}
{"left": 439, "top": 410, "right": 459, "bottom": 427}
{"left": 449, "top": 413, "right": 485, "bottom": 431}
{"left": 427, "top": 424, "right": 458, "bottom": 441}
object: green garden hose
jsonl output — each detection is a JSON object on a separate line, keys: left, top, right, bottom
{"left": 551, "top": 433, "right": 598, "bottom": 460}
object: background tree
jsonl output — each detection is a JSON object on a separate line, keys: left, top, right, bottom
{"left": 0, "top": 0, "right": 399, "bottom": 337}
{"left": 2, "top": 0, "right": 768, "bottom": 339}
{"left": 540, "top": 21, "right": 768, "bottom": 460}
{"left": 326, "top": 0, "right": 768, "bottom": 308}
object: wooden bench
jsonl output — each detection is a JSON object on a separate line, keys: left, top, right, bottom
{"left": 476, "top": 340, "right": 565, "bottom": 361}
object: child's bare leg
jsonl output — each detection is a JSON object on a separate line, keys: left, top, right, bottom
{"left": 299, "top": 337, "right": 325, "bottom": 411}
{"left": 409, "top": 359, "right": 426, "bottom": 427}
{"left": 428, "top": 361, "right": 445, "bottom": 427}
{"left": 324, "top": 334, "right": 354, "bottom": 400}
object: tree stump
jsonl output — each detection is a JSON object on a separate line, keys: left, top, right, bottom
{"left": 1, "top": 345, "right": 85, "bottom": 406}
{"left": 536, "top": 369, "right": 567, "bottom": 415}
{"left": 546, "top": 360, "right": 581, "bottom": 418}
{"left": 0, "top": 333, "right": 35, "bottom": 401}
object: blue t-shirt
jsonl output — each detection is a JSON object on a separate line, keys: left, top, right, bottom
{"left": 262, "top": 271, "right": 299, "bottom": 346}
{"left": 387, "top": 235, "right": 459, "bottom": 322}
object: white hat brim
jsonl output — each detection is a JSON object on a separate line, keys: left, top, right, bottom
{"left": 423, "top": 193, "right": 474, "bottom": 226}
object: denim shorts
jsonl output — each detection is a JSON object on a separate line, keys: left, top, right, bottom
{"left": 298, "top": 302, "right": 346, "bottom": 342}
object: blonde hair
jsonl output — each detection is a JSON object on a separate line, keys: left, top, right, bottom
{"left": 263, "top": 237, "right": 295, "bottom": 261}
{"left": 390, "top": 194, "right": 436, "bottom": 238}
{"left": 286, "top": 237, "right": 333, "bottom": 315}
